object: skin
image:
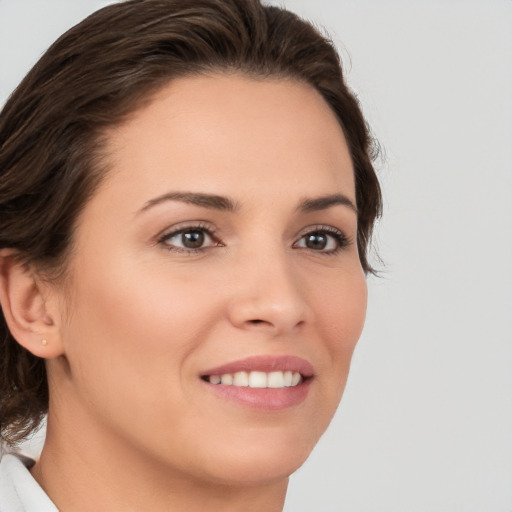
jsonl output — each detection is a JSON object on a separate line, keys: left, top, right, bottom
{"left": 4, "top": 74, "right": 367, "bottom": 511}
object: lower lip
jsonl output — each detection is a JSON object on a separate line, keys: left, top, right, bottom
{"left": 203, "top": 379, "right": 312, "bottom": 410}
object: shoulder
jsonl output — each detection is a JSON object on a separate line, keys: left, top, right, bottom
{"left": 0, "top": 452, "right": 58, "bottom": 512}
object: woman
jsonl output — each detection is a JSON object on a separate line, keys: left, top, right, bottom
{"left": 0, "top": 0, "right": 381, "bottom": 510}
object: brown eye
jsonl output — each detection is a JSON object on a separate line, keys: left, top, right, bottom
{"left": 294, "top": 228, "right": 347, "bottom": 254}
{"left": 181, "top": 230, "right": 205, "bottom": 248}
{"left": 304, "top": 233, "right": 328, "bottom": 250}
{"left": 160, "top": 227, "right": 218, "bottom": 252}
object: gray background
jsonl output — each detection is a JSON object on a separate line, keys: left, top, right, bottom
{"left": 1, "top": 1, "right": 511, "bottom": 510}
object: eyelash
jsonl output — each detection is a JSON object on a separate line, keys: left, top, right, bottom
{"left": 293, "top": 225, "right": 350, "bottom": 255}
{"left": 158, "top": 222, "right": 221, "bottom": 254}
{"left": 157, "top": 223, "right": 350, "bottom": 255}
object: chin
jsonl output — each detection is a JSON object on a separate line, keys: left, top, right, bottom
{"left": 201, "top": 449, "right": 310, "bottom": 487}
{"left": 181, "top": 426, "right": 323, "bottom": 487}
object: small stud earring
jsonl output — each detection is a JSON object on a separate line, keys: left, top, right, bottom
{"left": 41, "top": 339, "right": 48, "bottom": 346}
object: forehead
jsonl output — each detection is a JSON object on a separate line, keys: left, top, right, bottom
{"left": 101, "top": 73, "right": 355, "bottom": 209}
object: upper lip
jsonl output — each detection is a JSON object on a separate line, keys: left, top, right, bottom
{"left": 201, "top": 355, "right": 315, "bottom": 378}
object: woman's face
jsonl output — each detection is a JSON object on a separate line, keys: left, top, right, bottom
{"left": 51, "top": 74, "right": 367, "bottom": 485}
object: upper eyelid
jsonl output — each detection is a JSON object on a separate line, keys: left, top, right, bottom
{"left": 294, "top": 225, "right": 353, "bottom": 250}
{"left": 157, "top": 224, "right": 221, "bottom": 253}
{"left": 294, "top": 224, "right": 346, "bottom": 238}
{"left": 157, "top": 223, "right": 345, "bottom": 237}
{"left": 155, "top": 222, "right": 351, "bottom": 247}
{"left": 156, "top": 221, "right": 218, "bottom": 240}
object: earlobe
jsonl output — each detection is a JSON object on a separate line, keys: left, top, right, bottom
{"left": 0, "top": 249, "right": 64, "bottom": 359}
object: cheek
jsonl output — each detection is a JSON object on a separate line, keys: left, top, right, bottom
{"left": 313, "top": 267, "right": 367, "bottom": 388}
{"left": 68, "top": 262, "right": 215, "bottom": 357}
{"left": 60, "top": 257, "right": 221, "bottom": 416}
{"left": 318, "top": 263, "right": 367, "bottom": 337}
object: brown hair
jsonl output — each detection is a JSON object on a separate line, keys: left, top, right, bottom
{"left": 0, "top": 0, "right": 382, "bottom": 445}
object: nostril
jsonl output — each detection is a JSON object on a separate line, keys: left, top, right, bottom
{"left": 249, "top": 319, "right": 265, "bottom": 325}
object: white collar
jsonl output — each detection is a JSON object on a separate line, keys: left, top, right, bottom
{"left": 0, "top": 452, "right": 58, "bottom": 512}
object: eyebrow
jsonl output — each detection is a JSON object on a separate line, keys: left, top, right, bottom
{"left": 138, "top": 191, "right": 357, "bottom": 215}
{"left": 298, "top": 194, "right": 358, "bottom": 214}
{"left": 139, "top": 191, "right": 238, "bottom": 213}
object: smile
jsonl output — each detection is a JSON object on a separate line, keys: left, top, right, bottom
{"left": 200, "top": 355, "right": 314, "bottom": 410}
{"left": 203, "top": 370, "right": 303, "bottom": 388}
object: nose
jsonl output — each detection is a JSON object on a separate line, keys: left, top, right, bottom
{"left": 227, "top": 249, "right": 311, "bottom": 336}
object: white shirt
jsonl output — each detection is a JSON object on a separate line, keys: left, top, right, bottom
{"left": 0, "top": 453, "right": 57, "bottom": 512}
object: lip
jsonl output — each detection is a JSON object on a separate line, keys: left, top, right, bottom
{"left": 200, "top": 355, "right": 314, "bottom": 411}
{"left": 200, "top": 355, "right": 315, "bottom": 378}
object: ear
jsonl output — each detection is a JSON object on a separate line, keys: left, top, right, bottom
{"left": 0, "top": 249, "right": 64, "bottom": 359}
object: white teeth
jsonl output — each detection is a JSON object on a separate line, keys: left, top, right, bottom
{"left": 267, "top": 371, "right": 285, "bottom": 388}
{"left": 221, "top": 373, "right": 233, "bottom": 385}
{"left": 233, "top": 371, "right": 249, "bottom": 387}
{"left": 249, "top": 371, "right": 267, "bottom": 388}
{"left": 291, "top": 372, "right": 301, "bottom": 386}
{"left": 207, "top": 370, "right": 303, "bottom": 388}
